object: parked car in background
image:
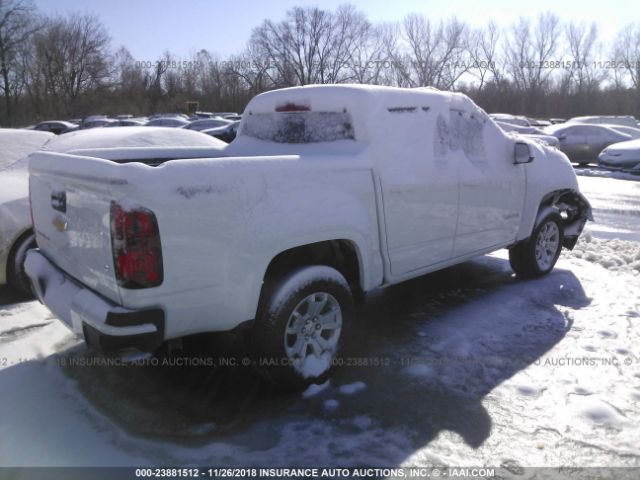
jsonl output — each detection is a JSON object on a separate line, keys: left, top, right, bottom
{"left": 223, "top": 114, "right": 242, "bottom": 121}
{"left": 148, "top": 113, "right": 190, "bottom": 121}
{"left": 496, "top": 122, "right": 559, "bottom": 147}
{"left": 33, "top": 120, "right": 78, "bottom": 135}
{"left": 202, "top": 120, "right": 240, "bottom": 143}
{"left": 145, "top": 117, "right": 191, "bottom": 128}
{"left": 607, "top": 125, "right": 640, "bottom": 139}
{"left": 527, "top": 118, "right": 551, "bottom": 127}
{"left": 184, "top": 118, "right": 233, "bottom": 131}
{"left": 0, "top": 129, "right": 55, "bottom": 293}
{"left": 550, "top": 118, "right": 566, "bottom": 124}
{"left": 598, "top": 139, "right": 640, "bottom": 172}
{"left": 25, "top": 84, "right": 592, "bottom": 389}
{"left": 566, "top": 115, "right": 638, "bottom": 128}
{"left": 544, "top": 123, "right": 632, "bottom": 165}
{"left": 489, "top": 113, "right": 530, "bottom": 127}
{"left": 80, "top": 116, "right": 116, "bottom": 129}
{"left": 106, "top": 119, "right": 147, "bottom": 127}
{"left": 213, "top": 112, "right": 238, "bottom": 118}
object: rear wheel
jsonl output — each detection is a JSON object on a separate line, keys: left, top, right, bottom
{"left": 7, "top": 231, "right": 36, "bottom": 295}
{"left": 509, "top": 212, "right": 564, "bottom": 278}
{"left": 251, "top": 266, "right": 353, "bottom": 390}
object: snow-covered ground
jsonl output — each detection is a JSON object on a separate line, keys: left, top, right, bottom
{"left": 1, "top": 173, "right": 639, "bottom": 472}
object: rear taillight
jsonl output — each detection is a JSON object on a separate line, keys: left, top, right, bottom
{"left": 275, "top": 102, "right": 311, "bottom": 112}
{"left": 110, "top": 202, "right": 163, "bottom": 289}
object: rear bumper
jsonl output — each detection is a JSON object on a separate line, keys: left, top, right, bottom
{"left": 24, "top": 249, "right": 164, "bottom": 352}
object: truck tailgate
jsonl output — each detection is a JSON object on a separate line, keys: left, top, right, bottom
{"left": 29, "top": 152, "right": 128, "bottom": 303}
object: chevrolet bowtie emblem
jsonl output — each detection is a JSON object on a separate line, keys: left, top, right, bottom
{"left": 52, "top": 215, "right": 68, "bottom": 232}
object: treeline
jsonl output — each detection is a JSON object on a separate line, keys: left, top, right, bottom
{"left": 1, "top": 0, "right": 640, "bottom": 127}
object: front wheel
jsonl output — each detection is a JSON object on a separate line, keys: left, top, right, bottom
{"left": 250, "top": 266, "right": 353, "bottom": 390}
{"left": 7, "top": 232, "right": 37, "bottom": 295}
{"left": 509, "top": 212, "right": 564, "bottom": 278}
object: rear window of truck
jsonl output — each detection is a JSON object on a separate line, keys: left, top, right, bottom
{"left": 242, "top": 111, "right": 355, "bottom": 144}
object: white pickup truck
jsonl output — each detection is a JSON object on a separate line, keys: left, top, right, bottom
{"left": 25, "top": 85, "right": 592, "bottom": 389}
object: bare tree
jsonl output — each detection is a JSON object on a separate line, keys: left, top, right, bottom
{"left": 467, "top": 21, "right": 503, "bottom": 90}
{"left": 27, "top": 13, "right": 111, "bottom": 116}
{"left": 564, "top": 22, "right": 602, "bottom": 94}
{"left": 343, "top": 22, "right": 389, "bottom": 84}
{"left": 506, "top": 13, "right": 561, "bottom": 113}
{"left": 0, "top": 0, "right": 38, "bottom": 125}
{"left": 614, "top": 23, "right": 640, "bottom": 91}
{"left": 395, "top": 14, "right": 469, "bottom": 89}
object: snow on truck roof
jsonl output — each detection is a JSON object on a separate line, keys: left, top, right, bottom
{"left": 243, "top": 84, "right": 480, "bottom": 116}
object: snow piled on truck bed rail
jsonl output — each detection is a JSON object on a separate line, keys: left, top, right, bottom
{"left": 42, "top": 126, "right": 226, "bottom": 153}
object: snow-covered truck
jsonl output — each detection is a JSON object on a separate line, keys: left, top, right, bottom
{"left": 25, "top": 85, "right": 592, "bottom": 389}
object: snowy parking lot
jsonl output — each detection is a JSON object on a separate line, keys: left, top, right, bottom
{"left": 1, "top": 172, "right": 639, "bottom": 471}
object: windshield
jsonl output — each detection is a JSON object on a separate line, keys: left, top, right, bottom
{"left": 241, "top": 111, "right": 355, "bottom": 144}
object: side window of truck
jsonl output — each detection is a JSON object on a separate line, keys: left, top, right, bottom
{"left": 438, "top": 108, "right": 487, "bottom": 164}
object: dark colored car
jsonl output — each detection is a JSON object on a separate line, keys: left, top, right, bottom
{"left": 33, "top": 121, "right": 78, "bottom": 135}
{"left": 202, "top": 121, "right": 240, "bottom": 143}
{"left": 545, "top": 124, "right": 632, "bottom": 165}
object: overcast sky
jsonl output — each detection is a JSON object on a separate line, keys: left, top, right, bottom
{"left": 34, "top": 0, "right": 640, "bottom": 61}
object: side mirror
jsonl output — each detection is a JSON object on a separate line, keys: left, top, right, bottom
{"left": 514, "top": 142, "right": 535, "bottom": 164}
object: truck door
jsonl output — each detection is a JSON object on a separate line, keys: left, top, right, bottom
{"left": 378, "top": 108, "right": 460, "bottom": 277}
{"left": 453, "top": 113, "right": 526, "bottom": 256}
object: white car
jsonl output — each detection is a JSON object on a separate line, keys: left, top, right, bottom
{"left": 607, "top": 125, "right": 640, "bottom": 139}
{"left": 544, "top": 123, "right": 632, "bottom": 165}
{"left": 489, "top": 113, "right": 530, "bottom": 127}
{"left": 598, "top": 139, "right": 640, "bottom": 172}
{"left": 26, "top": 85, "right": 592, "bottom": 389}
{"left": 567, "top": 115, "right": 638, "bottom": 128}
{"left": 496, "top": 121, "right": 559, "bottom": 147}
{"left": 0, "top": 129, "right": 55, "bottom": 293}
{"left": 145, "top": 117, "right": 190, "bottom": 128}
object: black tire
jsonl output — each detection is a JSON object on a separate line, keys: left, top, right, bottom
{"left": 250, "top": 265, "right": 354, "bottom": 391}
{"left": 7, "top": 231, "right": 36, "bottom": 295}
{"left": 509, "top": 211, "right": 564, "bottom": 279}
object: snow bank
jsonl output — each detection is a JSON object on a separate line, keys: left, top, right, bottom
{"left": 565, "top": 229, "right": 640, "bottom": 274}
{"left": 575, "top": 167, "right": 640, "bottom": 182}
